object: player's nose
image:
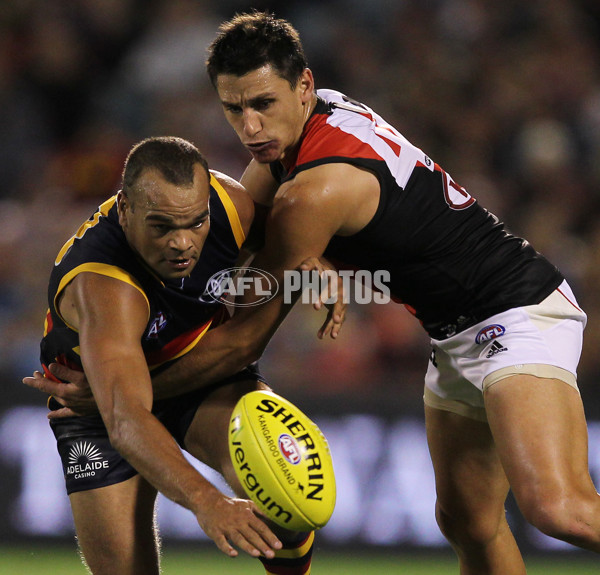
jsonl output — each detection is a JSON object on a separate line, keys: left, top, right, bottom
{"left": 243, "top": 110, "right": 262, "bottom": 137}
{"left": 168, "top": 230, "right": 194, "bottom": 252}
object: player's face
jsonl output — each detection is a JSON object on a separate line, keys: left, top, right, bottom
{"left": 216, "top": 65, "right": 315, "bottom": 165}
{"left": 118, "top": 165, "right": 210, "bottom": 281}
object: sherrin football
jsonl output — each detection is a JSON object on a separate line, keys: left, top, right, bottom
{"left": 228, "top": 390, "right": 336, "bottom": 531}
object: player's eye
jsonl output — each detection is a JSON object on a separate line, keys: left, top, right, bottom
{"left": 254, "top": 99, "right": 273, "bottom": 111}
{"left": 190, "top": 214, "right": 209, "bottom": 229}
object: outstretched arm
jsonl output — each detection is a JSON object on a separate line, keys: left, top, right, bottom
{"left": 59, "top": 271, "right": 281, "bottom": 558}
{"left": 24, "top": 249, "right": 346, "bottom": 413}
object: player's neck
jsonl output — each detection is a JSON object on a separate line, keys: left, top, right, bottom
{"left": 303, "top": 92, "right": 318, "bottom": 125}
{"left": 279, "top": 93, "right": 317, "bottom": 172}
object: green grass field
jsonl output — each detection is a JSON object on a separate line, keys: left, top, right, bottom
{"left": 1, "top": 546, "right": 598, "bottom": 574}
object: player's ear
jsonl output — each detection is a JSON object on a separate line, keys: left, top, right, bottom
{"left": 116, "top": 190, "right": 129, "bottom": 228}
{"left": 299, "top": 68, "right": 314, "bottom": 103}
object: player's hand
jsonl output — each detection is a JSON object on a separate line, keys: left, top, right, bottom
{"left": 22, "top": 364, "right": 98, "bottom": 418}
{"left": 299, "top": 256, "right": 347, "bottom": 339}
{"left": 195, "top": 494, "right": 282, "bottom": 559}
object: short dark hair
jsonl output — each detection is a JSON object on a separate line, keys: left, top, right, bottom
{"left": 206, "top": 11, "right": 308, "bottom": 89}
{"left": 121, "top": 137, "right": 209, "bottom": 198}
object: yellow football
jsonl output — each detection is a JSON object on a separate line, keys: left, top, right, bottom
{"left": 228, "top": 390, "right": 336, "bottom": 531}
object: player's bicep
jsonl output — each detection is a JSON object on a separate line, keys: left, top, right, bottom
{"left": 240, "top": 160, "right": 279, "bottom": 206}
{"left": 257, "top": 183, "right": 342, "bottom": 273}
{"left": 69, "top": 273, "right": 152, "bottom": 414}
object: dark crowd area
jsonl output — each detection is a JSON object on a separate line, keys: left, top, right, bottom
{"left": 2, "top": 0, "right": 600, "bottom": 417}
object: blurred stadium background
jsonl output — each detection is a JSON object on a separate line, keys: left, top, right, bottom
{"left": 1, "top": 0, "right": 600, "bottom": 572}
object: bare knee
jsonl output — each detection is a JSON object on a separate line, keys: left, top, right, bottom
{"left": 518, "top": 490, "right": 599, "bottom": 546}
{"left": 436, "top": 501, "right": 506, "bottom": 550}
{"left": 70, "top": 478, "right": 160, "bottom": 575}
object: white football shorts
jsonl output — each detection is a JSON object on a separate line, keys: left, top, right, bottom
{"left": 424, "top": 280, "right": 587, "bottom": 422}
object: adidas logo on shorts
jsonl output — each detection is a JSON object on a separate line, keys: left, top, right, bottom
{"left": 486, "top": 340, "right": 508, "bottom": 358}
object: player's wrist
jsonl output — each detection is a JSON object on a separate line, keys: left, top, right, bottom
{"left": 186, "top": 479, "right": 223, "bottom": 516}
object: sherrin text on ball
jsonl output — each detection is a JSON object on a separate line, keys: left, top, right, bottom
{"left": 228, "top": 390, "right": 336, "bottom": 530}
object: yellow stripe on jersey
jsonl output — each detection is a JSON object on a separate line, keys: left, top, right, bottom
{"left": 148, "top": 319, "right": 213, "bottom": 370}
{"left": 210, "top": 174, "right": 246, "bottom": 248}
{"left": 43, "top": 308, "right": 50, "bottom": 337}
{"left": 53, "top": 262, "right": 150, "bottom": 331}
{"left": 55, "top": 196, "right": 117, "bottom": 265}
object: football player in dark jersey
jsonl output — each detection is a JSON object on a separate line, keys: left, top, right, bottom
{"left": 29, "top": 136, "right": 306, "bottom": 574}
{"left": 25, "top": 11, "right": 599, "bottom": 574}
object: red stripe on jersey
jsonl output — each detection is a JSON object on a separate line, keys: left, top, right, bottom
{"left": 42, "top": 354, "right": 84, "bottom": 382}
{"left": 403, "top": 303, "right": 417, "bottom": 315}
{"left": 294, "top": 114, "right": 384, "bottom": 169}
{"left": 145, "top": 318, "right": 212, "bottom": 366}
{"left": 376, "top": 125, "right": 402, "bottom": 156}
{"left": 557, "top": 287, "right": 584, "bottom": 312}
{"left": 42, "top": 364, "right": 61, "bottom": 383}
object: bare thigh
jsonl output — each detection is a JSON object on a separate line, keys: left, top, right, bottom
{"left": 183, "top": 378, "right": 270, "bottom": 492}
{"left": 425, "top": 405, "right": 510, "bottom": 534}
{"left": 70, "top": 474, "right": 159, "bottom": 575}
{"left": 484, "top": 375, "right": 597, "bottom": 524}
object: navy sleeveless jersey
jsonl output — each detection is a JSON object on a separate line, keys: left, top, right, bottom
{"left": 271, "top": 90, "right": 563, "bottom": 338}
{"left": 40, "top": 173, "right": 245, "bottom": 378}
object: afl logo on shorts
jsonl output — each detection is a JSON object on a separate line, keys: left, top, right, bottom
{"left": 279, "top": 434, "right": 302, "bottom": 465}
{"left": 476, "top": 324, "right": 506, "bottom": 344}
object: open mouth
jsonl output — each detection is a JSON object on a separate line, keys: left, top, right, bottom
{"left": 168, "top": 258, "right": 192, "bottom": 269}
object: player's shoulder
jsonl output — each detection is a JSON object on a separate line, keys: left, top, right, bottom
{"left": 209, "top": 169, "right": 254, "bottom": 233}
{"left": 296, "top": 90, "right": 381, "bottom": 171}
{"left": 210, "top": 169, "right": 245, "bottom": 195}
{"left": 289, "top": 162, "right": 353, "bottom": 188}
{"left": 276, "top": 160, "right": 380, "bottom": 238}
{"left": 315, "top": 88, "right": 345, "bottom": 105}
{"left": 315, "top": 88, "right": 373, "bottom": 122}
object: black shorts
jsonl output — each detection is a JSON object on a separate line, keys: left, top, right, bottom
{"left": 50, "top": 365, "right": 264, "bottom": 494}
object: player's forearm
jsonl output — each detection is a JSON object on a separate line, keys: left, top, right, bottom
{"left": 151, "top": 337, "right": 256, "bottom": 399}
{"left": 83, "top": 348, "right": 216, "bottom": 512}
{"left": 107, "top": 404, "right": 219, "bottom": 513}
{"left": 151, "top": 300, "right": 290, "bottom": 399}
